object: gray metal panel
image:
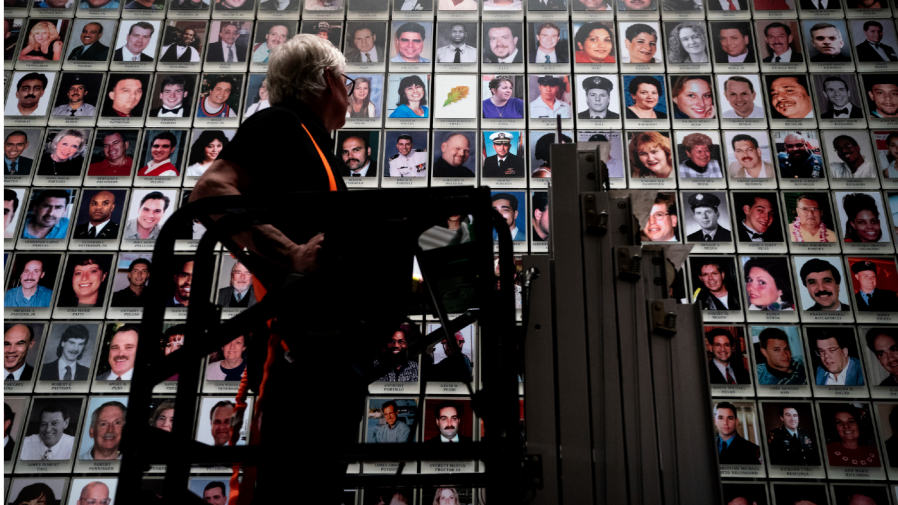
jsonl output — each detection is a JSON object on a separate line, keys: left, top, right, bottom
{"left": 579, "top": 192, "right": 630, "bottom": 504}
{"left": 548, "top": 143, "right": 596, "bottom": 505}
{"left": 522, "top": 254, "right": 560, "bottom": 505}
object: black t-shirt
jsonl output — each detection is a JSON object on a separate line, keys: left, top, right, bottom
{"left": 218, "top": 100, "right": 348, "bottom": 196}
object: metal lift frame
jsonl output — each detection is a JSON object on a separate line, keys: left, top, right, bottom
{"left": 520, "top": 142, "right": 723, "bottom": 505}
{"left": 116, "top": 187, "right": 533, "bottom": 503}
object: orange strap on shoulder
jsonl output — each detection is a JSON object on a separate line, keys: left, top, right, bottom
{"left": 300, "top": 123, "right": 339, "bottom": 192}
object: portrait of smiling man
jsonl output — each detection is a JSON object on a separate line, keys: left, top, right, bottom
{"left": 641, "top": 192, "right": 679, "bottom": 242}
{"left": 113, "top": 22, "right": 156, "bottom": 62}
{"left": 206, "top": 22, "right": 247, "bottom": 63}
{"left": 4, "top": 257, "right": 54, "bottom": 308}
{"left": 252, "top": 23, "right": 290, "bottom": 64}
{"left": 150, "top": 75, "right": 191, "bottom": 118}
{"left": 483, "top": 23, "right": 522, "bottom": 63}
{"left": 798, "top": 258, "right": 851, "bottom": 312}
{"left": 4, "top": 324, "right": 37, "bottom": 381}
{"left": 767, "top": 74, "right": 815, "bottom": 119}
{"left": 20, "top": 402, "right": 78, "bottom": 460}
{"left": 819, "top": 76, "right": 863, "bottom": 119}
{"left": 159, "top": 27, "right": 200, "bottom": 63}
{"left": 761, "top": 22, "right": 803, "bottom": 63}
{"left": 96, "top": 325, "right": 139, "bottom": 380}
{"left": 79, "top": 401, "right": 127, "bottom": 460}
{"left": 391, "top": 22, "right": 430, "bottom": 63}
{"left": 721, "top": 76, "right": 764, "bottom": 119}
{"left": 713, "top": 22, "right": 755, "bottom": 64}
{"left": 67, "top": 22, "right": 110, "bottom": 61}
{"left": 197, "top": 75, "right": 237, "bottom": 118}
{"left": 51, "top": 75, "right": 98, "bottom": 118}
{"left": 123, "top": 190, "right": 170, "bottom": 240}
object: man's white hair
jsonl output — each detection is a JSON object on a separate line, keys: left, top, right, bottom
{"left": 266, "top": 34, "right": 345, "bottom": 106}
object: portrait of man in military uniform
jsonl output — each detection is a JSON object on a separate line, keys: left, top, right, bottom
{"left": 763, "top": 402, "right": 822, "bottom": 467}
{"left": 482, "top": 131, "right": 526, "bottom": 178}
{"left": 386, "top": 133, "right": 428, "bottom": 178}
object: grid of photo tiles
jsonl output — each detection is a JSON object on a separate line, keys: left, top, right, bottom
{"left": 4, "top": 0, "right": 898, "bottom": 501}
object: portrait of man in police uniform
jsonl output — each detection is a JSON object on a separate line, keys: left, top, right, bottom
{"left": 685, "top": 192, "right": 732, "bottom": 242}
{"left": 386, "top": 132, "right": 427, "bottom": 178}
{"left": 482, "top": 131, "right": 525, "bottom": 178}
{"left": 763, "top": 402, "right": 822, "bottom": 467}
{"left": 850, "top": 259, "right": 898, "bottom": 312}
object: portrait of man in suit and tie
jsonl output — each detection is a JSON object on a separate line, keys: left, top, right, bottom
{"left": 799, "top": 0, "right": 840, "bottom": 10}
{"left": 712, "top": 21, "right": 756, "bottom": 64}
{"left": 343, "top": 23, "right": 387, "bottom": 63}
{"left": 854, "top": 20, "right": 898, "bottom": 62}
{"left": 337, "top": 132, "right": 378, "bottom": 178}
{"left": 816, "top": 75, "right": 865, "bottom": 119}
{"left": 705, "top": 327, "right": 751, "bottom": 384}
{"left": 66, "top": 21, "right": 111, "bottom": 62}
{"left": 38, "top": 324, "right": 94, "bottom": 382}
{"left": 425, "top": 401, "right": 472, "bottom": 443}
{"left": 113, "top": 21, "right": 157, "bottom": 62}
{"left": 529, "top": 0, "right": 566, "bottom": 9}
{"left": 5, "top": 402, "right": 19, "bottom": 460}
{"left": 734, "top": 192, "right": 784, "bottom": 243}
{"left": 205, "top": 22, "right": 248, "bottom": 63}
{"left": 529, "top": 22, "right": 569, "bottom": 64}
{"left": 684, "top": 192, "right": 733, "bottom": 243}
{"left": 759, "top": 21, "right": 804, "bottom": 63}
{"left": 714, "top": 401, "right": 762, "bottom": 465}
{"left": 4, "top": 323, "right": 42, "bottom": 382}
{"left": 217, "top": 259, "right": 257, "bottom": 308}
{"left": 5, "top": 130, "right": 34, "bottom": 176}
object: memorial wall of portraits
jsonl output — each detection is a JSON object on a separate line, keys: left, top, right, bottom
{"left": 4, "top": 0, "right": 898, "bottom": 501}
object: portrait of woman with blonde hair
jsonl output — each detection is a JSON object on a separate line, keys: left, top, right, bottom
{"left": 628, "top": 130, "right": 673, "bottom": 179}
{"left": 19, "top": 20, "right": 63, "bottom": 61}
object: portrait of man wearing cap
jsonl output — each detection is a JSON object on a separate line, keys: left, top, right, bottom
{"left": 482, "top": 132, "right": 525, "bottom": 178}
{"left": 686, "top": 193, "right": 732, "bottom": 242}
{"left": 530, "top": 75, "right": 572, "bottom": 119}
{"left": 50, "top": 74, "right": 99, "bottom": 118}
{"left": 578, "top": 76, "right": 619, "bottom": 120}
{"left": 387, "top": 134, "right": 427, "bottom": 178}
{"left": 851, "top": 260, "right": 898, "bottom": 312}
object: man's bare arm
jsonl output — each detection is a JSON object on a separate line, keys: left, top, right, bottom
{"left": 190, "top": 159, "right": 322, "bottom": 274}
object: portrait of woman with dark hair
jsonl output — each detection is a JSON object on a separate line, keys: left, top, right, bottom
{"left": 626, "top": 75, "right": 667, "bottom": 119}
{"left": 389, "top": 75, "right": 429, "bottom": 118}
{"left": 186, "top": 130, "right": 229, "bottom": 177}
{"left": 822, "top": 403, "right": 882, "bottom": 467}
{"left": 743, "top": 257, "right": 795, "bottom": 311}
{"left": 842, "top": 192, "right": 886, "bottom": 243}
{"left": 574, "top": 22, "right": 615, "bottom": 64}
{"left": 482, "top": 76, "right": 524, "bottom": 119}
{"left": 9, "top": 482, "right": 58, "bottom": 505}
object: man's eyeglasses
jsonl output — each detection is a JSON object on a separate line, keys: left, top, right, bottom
{"left": 343, "top": 74, "right": 356, "bottom": 97}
